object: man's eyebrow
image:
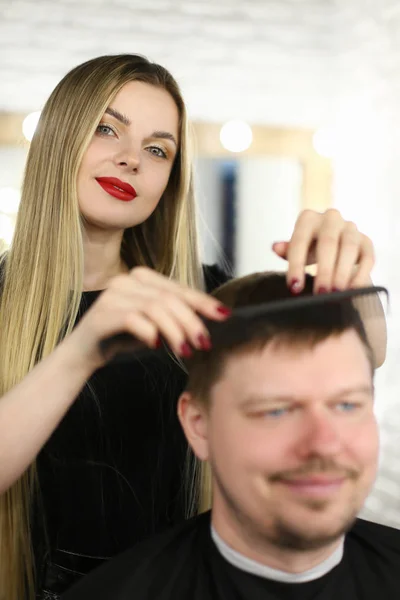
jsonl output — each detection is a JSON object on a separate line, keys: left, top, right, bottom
{"left": 148, "top": 131, "right": 178, "bottom": 147}
{"left": 239, "top": 395, "right": 294, "bottom": 410}
{"left": 239, "top": 385, "right": 374, "bottom": 409}
{"left": 105, "top": 107, "right": 131, "bottom": 126}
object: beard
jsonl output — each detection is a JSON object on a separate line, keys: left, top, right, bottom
{"left": 212, "top": 458, "right": 362, "bottom": 553}
{"left": 266, "top": 508, "right": 357, "bottom": 551}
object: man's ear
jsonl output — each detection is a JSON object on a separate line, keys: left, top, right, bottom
{"left": 178, "top": 391, "right": 210, "bottom": 461}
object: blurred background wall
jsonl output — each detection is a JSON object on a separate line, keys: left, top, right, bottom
{"left": 0, "top": 0, "right": 399, "bottom": 526}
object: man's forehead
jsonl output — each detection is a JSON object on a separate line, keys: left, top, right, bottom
{"left": 212, "top": 330, "right": 372, "bottom": 400}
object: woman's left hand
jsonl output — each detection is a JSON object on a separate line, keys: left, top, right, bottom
{"left": 272, "top": 209, "right": 375, "bottom": 294}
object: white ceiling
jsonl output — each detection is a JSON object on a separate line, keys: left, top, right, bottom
{"left": 0, "top": 0, "right": 342, "bottom": 127}
{"left": 0, "top": 0, "right": 398, "bottom": 126}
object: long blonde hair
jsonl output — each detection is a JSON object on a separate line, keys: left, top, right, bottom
{"left": 0, "top": 54, "right": 204, "bottom": 600}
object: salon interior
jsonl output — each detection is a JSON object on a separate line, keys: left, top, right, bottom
{"left": 0, "top": 0, "right": 399, "bottom": 526}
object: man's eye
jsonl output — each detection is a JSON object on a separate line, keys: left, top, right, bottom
{"left": 248, "top": 407, "right": 290, "bottom": 419}
{"left": 336, "top": 402, "right": 359, "bottom": 412}
{"left": 265, "top": 407, "right": 289, "bottom": 418}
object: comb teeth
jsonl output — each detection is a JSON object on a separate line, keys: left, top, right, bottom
{"left": 230, "top": 286, "right": 389, "bottom": 320}
{"left": 204, "top": 285, "right": 389, "bottom": 370}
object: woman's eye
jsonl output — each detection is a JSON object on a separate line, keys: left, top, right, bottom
{"left": 96, "top": 124, "right": 115, "bottom": 136}
{"left": 146, "top": 146, "right": 167, "bottom": 158}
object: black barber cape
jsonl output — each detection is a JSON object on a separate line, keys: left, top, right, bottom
{"left": 63, "top": 511, "right": 400, "bottom": 600}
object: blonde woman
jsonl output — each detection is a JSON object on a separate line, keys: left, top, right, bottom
{"left": 0, "top": 54, "right": 380, "bottom": 600}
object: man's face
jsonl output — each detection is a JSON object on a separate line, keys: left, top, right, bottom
{"left": 191, "top": 330, "right": 378, "bottom": 551}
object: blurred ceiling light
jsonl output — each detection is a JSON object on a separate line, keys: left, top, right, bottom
{"left": 313, "top": 126, "right": 337, "bottom": 158}
{"left": 0, "top": 214, "right": 15, "bottom": 246}
{"left": 220, "top": 120, "right": 253, "bottom": 153}
{"left": 22, "top": 111, "right": 41, "bottom": 142}
{"left": 0, "top": 187, "right": 20, "bottom": 215}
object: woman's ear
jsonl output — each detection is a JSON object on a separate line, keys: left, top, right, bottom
{"left": 178, "top": 391, "right": 210, "bottom": 461}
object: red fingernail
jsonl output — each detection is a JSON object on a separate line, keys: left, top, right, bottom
{"left": 217, "top": 305, "right": 232, "bottom": 317}
{"left": 155, "top": 336, "right": 162, "bottom": 349}
{"left": 332, "top": 287, "right": 341, "bottom": 292}
{"left": 198, "top": 334, "right": 212, "bottom": 351}
{"left": 290, "top": 278, "right": 302, "bottom": 294}
{"left": 317, "top": 286, "right": 328, "bottom": 295}
{"left": 180, "top": 342, "right": 193, "bottom": 358}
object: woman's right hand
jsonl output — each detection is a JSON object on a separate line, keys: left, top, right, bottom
{"left": 0, "top": 267, "right": 232, "bottom": 494}
{"left": 70, "top": 266, "right": 231, "bottom": 371}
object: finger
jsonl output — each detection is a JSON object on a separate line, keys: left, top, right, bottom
{"left": 272, "top": 241, "right": 289, "bottom": 259}
{"left": 104, "top": 284, "right": 213, "bottom": 355}
{"left": 313, "top": 210, "right": 347, "bottom": 293}
{"left": 145, "top": 291, "right": 212, "bottom": 352}
{"left": 285, "top": 210, "right": 321, "bottom": 292}
{"left": 94, "top": 288, "right": 158, "bottom": 334}
{"left": 120, "top": 312, "right": 159, "bottom": 348}
{"left": 350, "top": 235, "right": 376, "bottom": 288}
{"left": 142, "top": 300, "right": 200, "bottom": 357}
{"left": 131, "top": 266, "right": 231, "bottom": 320}
{"left": 84, "top": 292, "right": 160, "bottom": 364}
{"left": 330, "top": 223, "right": 362, "bottom": 290}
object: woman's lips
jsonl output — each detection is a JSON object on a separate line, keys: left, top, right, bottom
{"left": 96, "top": 177, "right": 137, "bottom": 202}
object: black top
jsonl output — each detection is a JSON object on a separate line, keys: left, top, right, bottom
{"left": 34, "top": 264, "right": 230, "bottom": 590}
{"left": 63, "top": 510, "right": 400, "bottom": 600}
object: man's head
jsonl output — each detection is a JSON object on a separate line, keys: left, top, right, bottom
{"left": 178, "top": 273, "right": 379, "bottom": 553}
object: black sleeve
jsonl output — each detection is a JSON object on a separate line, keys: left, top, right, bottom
{"left": 203, "top": 264, "right": 232, "bottom": 294}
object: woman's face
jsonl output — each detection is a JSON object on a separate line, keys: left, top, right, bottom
{"left": 77, "top": 80, "right": 180, "bottom": 232}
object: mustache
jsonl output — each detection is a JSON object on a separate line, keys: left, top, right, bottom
{"left": 269, "top": 457, "right": 359, "bottom": 482}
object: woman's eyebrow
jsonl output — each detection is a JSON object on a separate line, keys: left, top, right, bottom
{"left": 103, "top": 109, "right": 177, "bottom": 147}
{"left": 148, "top": 131, "right": 178, "bottom": 147}
{"left": 105, "top": 107, "right": 131, "bottom": 126}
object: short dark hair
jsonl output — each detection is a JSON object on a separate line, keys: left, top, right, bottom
{"left": 186, "top": 272, "right": 373, "bottom": 404}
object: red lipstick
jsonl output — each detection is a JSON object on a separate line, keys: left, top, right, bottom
{"left": 96, "top": 177, "right": 137, "bottom": 202}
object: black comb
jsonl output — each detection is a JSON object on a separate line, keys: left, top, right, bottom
{"left": 99, "top": 286, "right": 388, "bottom": 364}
